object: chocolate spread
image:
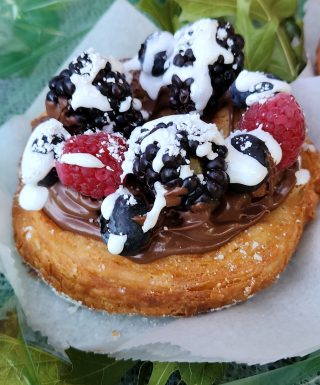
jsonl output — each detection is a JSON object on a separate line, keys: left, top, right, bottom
{"left": 43, "top": 70, "right": 297, "bottom": 263}
{"left": 43, "top": 165, "right": 297, "bottom": 263}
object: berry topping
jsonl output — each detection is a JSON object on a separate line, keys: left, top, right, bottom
{"left": 56, "top": 132, "right": 127, "bottom": 199}
{"left": 229, "top": 70, "right": 291, "bottom": 108}
{"left": 100, "top": 192, "right": 151, "bottom": 256}
{"left": 123, "top": 114, "right": 229, "bottom": 209}
{"left": 238, "top": 93, "right": 306, "bottom": 170}
{"left": 226, "top": 133, "right": 271, "bottom": 192}
{"left": 134, "top": 19, "right": 244, "bottom": 114}
{"left": 46, "top": 49, "right": 144, "bottom": 137}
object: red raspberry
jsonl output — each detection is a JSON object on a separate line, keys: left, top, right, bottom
{"left": 238, "top": 93, "right": 306, "bottom": 170}
{"left": 56, "top": 132, "right": 127, "bottom": 199}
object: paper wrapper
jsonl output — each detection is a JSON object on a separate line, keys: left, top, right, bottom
{"left": 0, "top": 0, "right": 320, "bottom": 365}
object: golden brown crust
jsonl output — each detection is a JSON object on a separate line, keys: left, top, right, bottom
{"left": 13, "top": 145, "right": 320, "bottom": 316}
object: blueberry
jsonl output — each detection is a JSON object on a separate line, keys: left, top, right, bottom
{"left": 100, "top": 195, "right": 151, "bottom": 256}
{"left": 229, "top": 71, "right": 280, "bottom": 109}
{"left": 229, "top": 81, "right": 251, "bottom": 108}
{"left": 231, "top": 134, "right": 269, "bottom": 166}
{"left": 229, "top": 134, "right": 270, "bottom": 193}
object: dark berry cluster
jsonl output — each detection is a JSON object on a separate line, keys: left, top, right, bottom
{"left": 169, "top": 21, "right": 244, "bottom": 113}
{"left": 173, "top": 48, "right": 196, "bottom": 67}
{"left": 169, "top": 75, "right": 195, "bottom": 113}
{"left": 46, "top": 52, "right": 144, "bottom": 138}
{"left": 206, "top": 21, "right": 245, "bottom": 110}
{"left": 132, "top": 123, "right": 229, "bottom": 209}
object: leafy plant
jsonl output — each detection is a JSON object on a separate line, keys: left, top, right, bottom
{"left": 1, "top": 308, "right": 320, "bottom": 384}
{"left": 0, "top": 0, "right": 87, "bottom": 78}
{"left": 137, "top": 0, "right": 306, "bottom": 81}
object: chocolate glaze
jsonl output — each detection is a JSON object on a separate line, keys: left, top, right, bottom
{"left": 44, "top": 183, "right": 101, "bottom": 240}
{"left": 44, "top": 165, "right": 297, "bottom": 263}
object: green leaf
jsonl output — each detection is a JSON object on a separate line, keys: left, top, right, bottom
{"left": 175, "top": 0, "right": 237, "bottom": 22}
{"left": 147, "top": 362, "right": 179, "bottom": 385}
{"left": 137, "top": 0, "right": 182, "bottom": 32}
{"left": 251, "top": 0, "right": 298, "bottom": 22}
{"left": 137, "top": 361, "right": 153, "bottom": 385}
{"left": 141, "top": 0, "right": 306, "bottom": 80}
{"left": 221, "top": 353, "right": 320, "bottom": 385}
{"left": 236, "top": 0, "right": 278, "bottom": 71}
{"left": 179, "top": 362, "right": 226, "bottom": 385}
{"left": 0, "top": 333, "right": 69, "bottom": 385}
{"left": 63, "top": 348, "right": 136, "bottom": 385}
{"left": 266, "top": 25, "right": 303, "bottom": 81}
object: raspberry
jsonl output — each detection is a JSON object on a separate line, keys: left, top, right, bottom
{"left": 56, "top": 132, "right": 127, "bottom": 199}
{"left": 238, "top": 93, "right": 305, "bottom": 170}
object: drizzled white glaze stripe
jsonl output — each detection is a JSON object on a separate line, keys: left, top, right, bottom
{"left": 60, "top": 153, "right": 105, "bottom": 168}
{"left": 107, "top": 234, "right": 128, "bottom": 255}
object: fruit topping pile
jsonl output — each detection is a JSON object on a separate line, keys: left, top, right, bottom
{"left": 128, "top": 19, "right": 244, "bottom": 113}
{"left": 46, "top": 49, "right": 144, "bottom": 138}
{"left": 123, "top": 114, "right": 229, "bottom": 209}
{"left": 19, "top": 18, "right": 307, "bottom": 258}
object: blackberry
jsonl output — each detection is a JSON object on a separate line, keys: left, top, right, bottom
{"left": 206, "top": 21, "right": 244, "bottom": 111}
{"left": 167, "top": 20, "right": 244, "bottom": 113}
{"left": 100, "top": 194, "right": 151, "bottom": 256}
{"left": 173, "top": 48, "right": 196, "bottom": 67}
{"left": 130, "top": 120, "right": 229, "bottom": 209}
{"left": 46, "top": 50, "right": 144, "bottom": 137}
{"left": 169, "top": 75, "right": 195, "bottom": 113}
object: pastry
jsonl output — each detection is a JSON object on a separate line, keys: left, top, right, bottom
{"left": 13, "top": 19, "right": 320, "bottom": 316}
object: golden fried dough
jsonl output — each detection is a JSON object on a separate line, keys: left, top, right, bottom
{"left": 13, "top": 145, "right": 320, "bottom": 316}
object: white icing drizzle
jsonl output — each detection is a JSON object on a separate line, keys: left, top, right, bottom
{"left": 107, "top": 233, "right": 128, "bottom": 255}
{"left": 225, "top": 137, "right": 269, "bottom": 186}
{"left": 119, "top": 96, "right": 133, "bottom": 112}
{"left": 232, "top": 126, "right": 282, "bottom": 165}
{"left": 20, "top": 119, "right": 70, "bottom": 211}
{"left": 121, "top": 113, "right": 224, "bottom": 180}
{"left": 138, "top": 31, "right": 174, "bottom": 99}
{"left": 136, "top": 20, "right": 234, "bottom": 111}
{"left": 60, "top": 153, "right": 105, "bottom": 168}
{"left": 123, "top": 55, "right": 141, "bottom": 73}
{"left": 163, "top": 19, "right": 234, "bottom": 111}
{"left": 179, "top": 164, "right": 194, "bottom": 179}
{"left": 235, "top": 70, "right": 291, "bottom": 106}
{"left": 70, "top": 49, "right": 124, "bottom": 111}
{"left": 19, "top": 184, "right": 49, "bottom": 211}
{"left": 295, "top": 169, "right": 310, "bottom": 185}
{"left": 142, "top": 182, "right": 167, "bottom": 233}
{"left": 21, "top": 119, "right": 70, "bottom": 185}
{"left": 226, "top": 125, "right": 283, "bottom": 186}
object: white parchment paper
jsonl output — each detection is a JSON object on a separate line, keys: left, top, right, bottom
{"left": 0, "top": 0, "right": 320, "bottom": 365}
